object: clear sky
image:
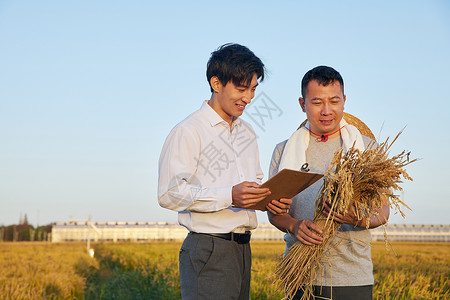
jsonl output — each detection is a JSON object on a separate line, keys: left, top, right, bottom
{"left": 1, "top": 0, "right": 449, "bottom": 226}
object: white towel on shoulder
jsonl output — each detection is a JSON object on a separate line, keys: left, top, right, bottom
{"left": 278, "top": 119, "right": 365, "bottom": 171}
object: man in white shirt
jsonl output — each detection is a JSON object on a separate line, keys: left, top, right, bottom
{"left": 158, "top": 43, "right": 291, "bottom": 299}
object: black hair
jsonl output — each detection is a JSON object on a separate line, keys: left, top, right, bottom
{"left": 206, "top": 43, "right": 265, "bottom": 93}
{"left": 301, "top": 66, "right": 344, "bottom": 99}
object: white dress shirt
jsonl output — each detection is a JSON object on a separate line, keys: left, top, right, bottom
{"left": 158, "top": 101, "right": 264, "bottom": 233}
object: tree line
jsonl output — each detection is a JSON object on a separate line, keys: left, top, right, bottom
{"left": 0, "top": 214, "right": 52, "bottom": 242}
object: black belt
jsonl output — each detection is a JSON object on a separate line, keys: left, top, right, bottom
{"left": 193, "top": 231, "right": 251, "bottom": 244}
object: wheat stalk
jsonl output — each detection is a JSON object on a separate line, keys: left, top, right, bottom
{"left": 275, "top": 132, "right": 417, "bottom": 300}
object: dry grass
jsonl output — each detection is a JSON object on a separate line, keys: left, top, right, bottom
{"left": 0, "top": 241, "right": 447, "bottom": 299}
{"left": 276, "top": 133, "right": 417, "bottom": 299}
{"left": 372, "top": 242, "right": 449, "bottom": 299}
{"left": 0, "top": 242, "right": 95, "bottom": 299}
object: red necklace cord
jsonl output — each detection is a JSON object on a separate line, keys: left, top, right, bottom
{"left": 308, "top": 125, "right": 346, "bottom": 142}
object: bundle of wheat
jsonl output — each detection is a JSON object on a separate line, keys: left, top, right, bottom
{"left": 275, "top": 131, "right": 417, "bottom": 300}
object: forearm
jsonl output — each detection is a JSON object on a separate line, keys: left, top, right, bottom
{"left": 268, "top": 212, "right": 299, "bottom": 234}
{"left": 354, "top": 200, "right": 390, "bottom": 228}
{"left": 325, "top": 197, "right": 391, "bottom": 229}
{"left": 159, "top": 182, "right": 232, "bottom": 212}
{"left": 362, "top": 203, "right": 390, "bottom": 228}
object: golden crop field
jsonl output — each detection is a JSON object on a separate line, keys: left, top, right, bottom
{"left": 0, "top": 241, "right": 448, "bottom": 299}
{"left": 0, "top": 242, "right": 96, "bottom": 299}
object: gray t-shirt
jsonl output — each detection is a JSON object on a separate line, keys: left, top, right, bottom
{"left": 269, "top": 134, "right": 374, "bottom": 286}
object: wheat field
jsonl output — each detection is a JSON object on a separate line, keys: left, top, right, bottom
{"left": 0, "top": 241, "right": 448, "bottom": 299}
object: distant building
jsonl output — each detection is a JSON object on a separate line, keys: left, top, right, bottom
{"left": 51, "top": 221, "right": 188, "bottom": 243}
{"left": 51, "top": 222, "right": 450, "bottom": 243}
{"left": 370, "top": 224, "right": 450, "bottom": 242}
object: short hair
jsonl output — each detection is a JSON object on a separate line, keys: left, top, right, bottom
{"left": 207, "top": 43, "right": 265, "bottom": 93}
{"left": 301, "top": 66, "right": 344, "bottom": 99}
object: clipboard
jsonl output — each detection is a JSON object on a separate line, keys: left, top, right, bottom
{"left": 249, "top": 168, "right": 323, "bottom": 211}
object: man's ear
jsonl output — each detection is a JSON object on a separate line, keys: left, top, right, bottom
{"left": 343, "top": 94, "right": 346, "bottom": 108}
{"left": 299, "top": 97, "right": 306, "bottom": 112}
{"left": 210, "top": 76, "right": 222, "bottom": 93}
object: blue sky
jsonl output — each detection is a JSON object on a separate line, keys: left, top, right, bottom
{"left": 1, "top": 1, "right": 449, "bottom": 226}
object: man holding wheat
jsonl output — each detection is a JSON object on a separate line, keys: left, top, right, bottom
{"left": 158, "top": 43, "right": 291, "bottom": 300}
{"left": 268, "top": 66, "right": 390, "bottom": 299}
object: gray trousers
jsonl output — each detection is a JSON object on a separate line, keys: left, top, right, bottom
{"left": 179, "top": 232, "right": 251, "bottom": 300}
{"left": 293, "top": 285, "right": 373, "bottom": 300}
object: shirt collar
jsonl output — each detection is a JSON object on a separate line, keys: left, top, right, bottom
{"left": 201, "top": 100, "right": 241, "bottom": 128}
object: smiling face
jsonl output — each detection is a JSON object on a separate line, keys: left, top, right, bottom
{"left": 299, "top": 79, "right": 346, "bottom": 136}
{"left": 208, "top": 73, "right": 258, "bottom": 125}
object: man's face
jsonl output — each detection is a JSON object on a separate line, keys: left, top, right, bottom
{"left": 210, "top": 74, "right": 258, "bottom": 124}
{"left": 299, "top": 79, "right": 346, "bottom": 136}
